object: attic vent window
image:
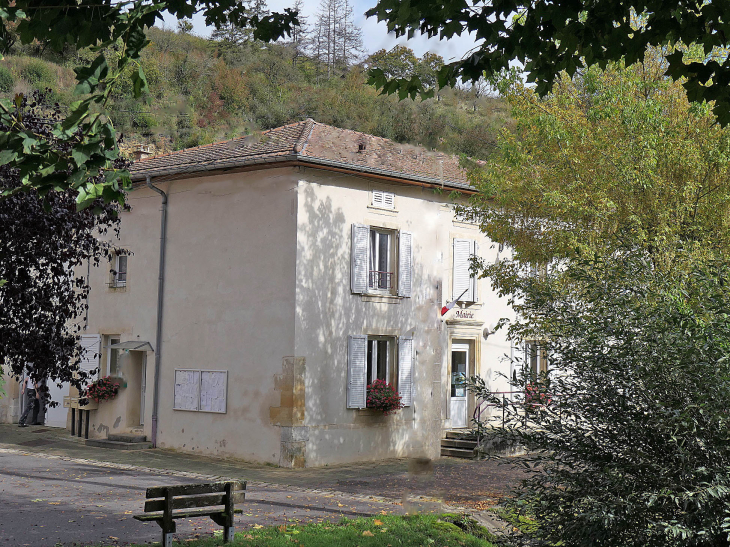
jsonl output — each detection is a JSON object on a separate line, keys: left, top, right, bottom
{"left": 358, "top": 143, "right": 367, "bottom": 152}
{"left": 372, "top": 190, "right": 395, "bottom": 210}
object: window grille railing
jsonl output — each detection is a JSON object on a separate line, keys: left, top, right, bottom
{"left": 368, "top": 270, "right": 393, "bottom": 290}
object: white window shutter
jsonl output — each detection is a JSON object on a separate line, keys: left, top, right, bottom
{"left": 79, "top": 334, "right": 101, "bottom": 376}
{"left": 351, "top": 224, "right": 369, "bottom": 294}
{"left": 372, "top": 190, "right": 395, "bottom": 209}
{"left": 398, "top": 337, "right": 414, "bottom": 407}
{"left": 510, "top": 341, "right": 523, "bottom": 401}
{"left": 397, "top": 231, "right": 412, "bottom": 298}
{"left": 452, "top": 238, "right": 473, "bottom": 301}
{"left": 472, "top": 241, "right": 479, "bottom": 302}
{"left": 372, "top": 190, "right": 384, "bottom": 207}
{"left": 347, "top": 335, "right": 367, "bottom": 409}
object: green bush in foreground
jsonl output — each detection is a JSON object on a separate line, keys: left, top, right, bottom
{"left": 126, "top": 514, "right": 497, "bottom": 547}
{"left": 472, "top": 252, "right": 730, "bottom": 547}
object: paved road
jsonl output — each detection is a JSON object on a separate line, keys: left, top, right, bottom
{"left": 0, "top": 451, "right": 407, "bottom": 547}
{"left": 0, "top": 424, "right": 522, "bottom": 512}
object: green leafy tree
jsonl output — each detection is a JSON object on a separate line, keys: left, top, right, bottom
{"left": 366, "top": 45, "right": 419, "bottom": 80}
{"left": 366, "top": 0, "right": 730, "bottom": 124}
{"left": 463, "top": 52, "right": 730, "bottom": 547}
{"left": 463, "top": 50, "right": 730, "bottom": 273}
{"left": 0, "top": 1, "right": 297, "bottom": 209}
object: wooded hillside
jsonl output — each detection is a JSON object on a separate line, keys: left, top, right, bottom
{"left": 0, "top": 24, "right": 507, "bottom": 159}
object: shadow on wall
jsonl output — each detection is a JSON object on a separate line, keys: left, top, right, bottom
{"left": 294, "top": 178, "right": 444, "bottom": 466}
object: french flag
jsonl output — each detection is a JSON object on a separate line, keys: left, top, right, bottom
{"left": 441, "top": 289, "right": 468, "bottom": 316}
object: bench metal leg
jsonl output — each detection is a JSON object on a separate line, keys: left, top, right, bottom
{"left": 162, "top": 532, "right": 174, "bottom": 547}
{"left": 224, "top": 525, "right": 234, "bottom": 542}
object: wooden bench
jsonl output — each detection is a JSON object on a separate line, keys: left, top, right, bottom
{"left": 133, "top": 480, "right": 246, "bottom": 547}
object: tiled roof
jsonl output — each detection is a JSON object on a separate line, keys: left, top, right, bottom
{"left": 131, "top": 119, "right": 471, "bottom": 190}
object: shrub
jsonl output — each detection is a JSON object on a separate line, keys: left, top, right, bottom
{"left": 471, "top": 252, "right": 730, "bottom": 547}
{"left": 366, "top": 379, "right": 403, "bottom": 415}
{"left": 0, "top": 67, "right": 14, "bottom": 93}
{"left": 20, "top": 59, "right": 54, "bottom": 88}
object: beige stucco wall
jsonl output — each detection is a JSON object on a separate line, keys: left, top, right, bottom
{"left": 82, "top": 168, "right": 298, "bottom": 464}
{"left": 77, "top": 164, "right": 515, "bottom": 467}
{"left": 293, "top": 169, "right": 514, "bottom": 466}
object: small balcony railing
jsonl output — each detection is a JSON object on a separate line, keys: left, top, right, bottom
{"left": 368, "top": 270, "right": 393, "bottom": 290}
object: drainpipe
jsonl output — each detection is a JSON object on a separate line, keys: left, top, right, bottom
{"left": 147, "top": 175, "right": 167, "bottom": 447}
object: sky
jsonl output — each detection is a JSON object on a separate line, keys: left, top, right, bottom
{"left": 158, "top": 0, "right": 482, "bottom": 64}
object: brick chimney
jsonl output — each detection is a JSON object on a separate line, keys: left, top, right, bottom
{"left": 132, "top": 145, "right": 152, "bottom": 161}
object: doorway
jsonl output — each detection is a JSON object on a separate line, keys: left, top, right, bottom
{"left": 450, "top": 343, "right": 469, "bottom": 428}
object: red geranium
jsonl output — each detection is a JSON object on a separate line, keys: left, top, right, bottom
{"left": 84, "top": 376, "right": 120, "bottom": 402}
{"left": 366, "top": 379, "right": 404, "bottom": 415}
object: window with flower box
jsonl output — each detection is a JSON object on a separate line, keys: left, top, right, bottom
{"left": 347, "top": 334, "right": 413, "bottom": 409}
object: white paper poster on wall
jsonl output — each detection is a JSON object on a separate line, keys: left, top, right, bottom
{"left": 174, "top": 369, "right": 200, "bottom": 411}
{"left": 200, "top": 371, "right": 227, "bottom": 413}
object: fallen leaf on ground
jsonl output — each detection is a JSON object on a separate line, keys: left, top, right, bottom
{"left": 252, "top": 524, "right": 263, "bottom": 529}
{"left": 373, "top": 519, "right": 383, "bottom": 526}
{"left": 362, "top": 530, "right": 375, "bottom": 536}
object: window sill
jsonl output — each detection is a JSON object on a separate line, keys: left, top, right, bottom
{"left": 367, "top": 205, "right": 398, "bottom": 216}
{"left": 361, "top": 294, "right": 401, "bottom": 304}
{"left": 107, "top": 285, "right": 127, "bottom": 292}
{"left": 453, "top": 302, "right": 482, "bottom": 310}
{"left": 452, "top": 219, "right": 480, "bottom": 229}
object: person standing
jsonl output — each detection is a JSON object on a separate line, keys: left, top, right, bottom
{"left": 18, "top": 376, "right": 39, "bottom": 427}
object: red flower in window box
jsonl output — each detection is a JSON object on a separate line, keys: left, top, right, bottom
{"left": 84, "top": 376, "right": 120, "bottom": 403}
{"left": 525, "top": 382, "right": 551, "bottom": 412}
{"left": 366, "top": 379, "right": 404, "bottom": 415}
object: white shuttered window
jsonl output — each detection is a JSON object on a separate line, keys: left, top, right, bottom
{"left": 347, "top": 335, "right": 367, "bottom": 408}
{"left": 351, "top": 224, "right": 413, "bottom": 298}
{"left": 372, "top": 190, "right": 395, "bottom": 209}
{"left": 348, "top": 335, "right": 414, "bottom": 409}
{"left": 398, "top": 337, "right": 413, "bottom": 407}
{"left": 452, "top": 238, "right": 479, "bottom": 302}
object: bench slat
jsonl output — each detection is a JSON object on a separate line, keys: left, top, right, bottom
{"left": 144, "top": 491, "right": 245, "bottom": 513}
{"left": 146, "top": 480, "right": 245, "bottom": 498}
{"left": 133, "top": 508, "right": 243, "bottom": 522}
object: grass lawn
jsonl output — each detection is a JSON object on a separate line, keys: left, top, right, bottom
{"left": 130, "top": 514, "right": 498, "bottom": 547}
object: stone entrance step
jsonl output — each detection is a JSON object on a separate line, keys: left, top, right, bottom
{"left": 440, "top": 430, "right": 478, "bottom": 459}
{"left": 86, "top": 433, "right": 152, "bottom": 450}
{"left": 108, "top": 433, "right": 147, "bottom": 443}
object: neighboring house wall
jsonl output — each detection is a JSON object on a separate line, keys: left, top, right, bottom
{"left": 83, "top": 168, "right": 298, "bottom": 465}
{"left": 294, "top": 169, "right": 514, "bottom": 466}
{"left": 0, "top": 372, "right": 21, "bottom": 423}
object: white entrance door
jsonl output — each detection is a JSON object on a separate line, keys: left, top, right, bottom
{"left": 450, "top": 343, "right": 469, "bottom": 428}
{"left": 45, "top": 381, "right": 69, "bottom": 428}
